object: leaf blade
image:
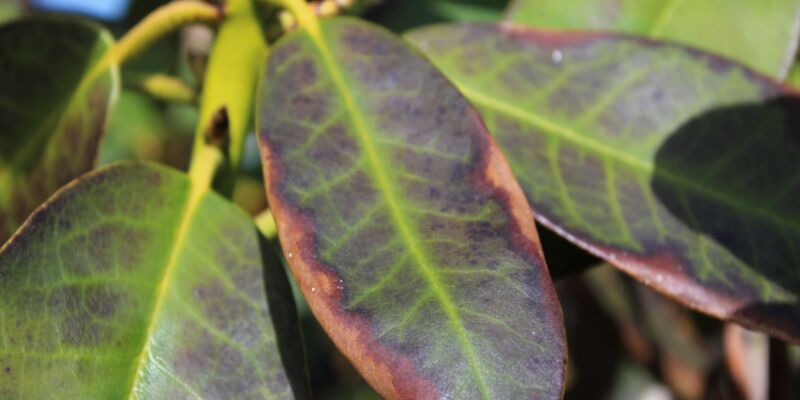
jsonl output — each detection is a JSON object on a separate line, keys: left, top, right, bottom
{"left": 259, "top": 17, "right": 565, "bottom": 399}
{"left": 407, "top": 24, "right": 800, "bottom": 342}
{"left": 0, "top": 16, "right": 119, "bottom": 242}
{"left": 504, "top": 0, "right": 800, "bottom": 78}
{"left": 0, "top": 162, "right": 308, "bottom": 398}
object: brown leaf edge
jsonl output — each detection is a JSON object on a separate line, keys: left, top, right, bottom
{"left": 468, "top": 23, "right": 800, "bottom": 345}
{"left": 259, "top": 106, "right": 566, "bottom": 398}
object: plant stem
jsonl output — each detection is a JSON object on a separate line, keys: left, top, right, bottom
{"left": 189, "top": 0, "right": 267, "bottom": 196}
{"left": 278, "top": 0, "right": 321, "bottom": 35}
{"left": 275, "top": 0, "right": 352, "bottom": 31}
{"left": 79, "top": 1, "right": 219, "bottom": 107}
{"left": 109, "top": 0, "right": 221, "bottom": 66}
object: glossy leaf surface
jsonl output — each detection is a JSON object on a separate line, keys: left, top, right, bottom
{"left": 0, "top": 17, "right": 118, "bottom": 243}
{"left": 505, "top": 0, "right": 800, "bottom": 78}
{"left": 407, "top": 24, "right": 800, "bottom": 342}
{"left": 259, "top": 17, "right": 565, "bottom": 399}
{"left": 0, "top": 162, "right": 308, "bottom": 398}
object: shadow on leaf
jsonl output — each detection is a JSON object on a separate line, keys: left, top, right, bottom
{"left": 258, "top": 232, "right": 312, "bottom": 398}
{"left": 651, "top": 96, "right": 800, "bottom": 339}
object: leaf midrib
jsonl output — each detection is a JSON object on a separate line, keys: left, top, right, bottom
{"left": 302, "top": 23, "right": 491, "bottom": 397}
{"left": 124, "top": 178, "right": 205, "bottom": 399}
{"left": 457, "top": 84, "right": 799, "bottom": 234}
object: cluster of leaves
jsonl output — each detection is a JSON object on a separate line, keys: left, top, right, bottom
{"left": 1, "top": 0, "right": 799, "bottom": 398}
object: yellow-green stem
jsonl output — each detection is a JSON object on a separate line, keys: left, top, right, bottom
{"left": 109, "top": 0, "right": 220, "bottom": 66}
{"left": 278, "top": 0, "right": 321, "bottom": 36}
{"left": 77, "top": 1, "right": 219, "bottom": 118}
{"left": 189, "top": 0, "right": 267, "bottom": 196}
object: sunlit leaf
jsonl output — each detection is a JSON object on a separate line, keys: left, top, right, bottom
{"left": 504, "top": 0, "right": 800, "bottom": 78}
{"left": 259, "top": 17, "right": 565, "bottom": 399}
{"left": 407, "top": 24, "right": 800, "bottom": 342}
{"left": 0, "top": 17, "right": 119, "bottom": 243}
{"left": 0, "top": 162, "right": 309, "bottom": 398}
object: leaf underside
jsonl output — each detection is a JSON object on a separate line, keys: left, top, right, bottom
{"left": 504, "top": 0, "right": 800, "bottom": 79}
{"left": 0, "top": 16, "right": 118, "bottom": 243}
{"left": 259, "top": 17, "right": 565, "bottom": 399}
{"left": 0, "top": 162, "right": 308, "bottom": 399}
{"left": 407, "top": 24, "right": 800, "bottom": 343}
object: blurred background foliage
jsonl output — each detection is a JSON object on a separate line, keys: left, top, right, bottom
{"left": 4, "top": 0, "right": 800, "bottom": 399}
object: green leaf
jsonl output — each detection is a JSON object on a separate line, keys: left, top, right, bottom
{"left": 0, "top": 16, "right": 119, "bottom": 243}
{"left": 259, "top": 17, "right": 565, "bottom": 399}
{"left": 0, "top": 162, "right": 309, "bottom": 398}
{"left": 406, "top": 24, "right": 800, "bottom": 342}
{"left": 504, "top": 0, "right": 800, "bottom": 78}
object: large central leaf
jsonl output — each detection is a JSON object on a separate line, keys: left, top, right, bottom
{"left": 504, "top": 0, "right": 800, "bottom": 78}
{"left": 0, "top": 17, "right": 118, "bottom": 243}
{"left": 407, "top": 24, "right": 800, "bottom": 343}
{"left": 259, "top": 17, "right": 565, "bottom": 399}
{"left": 0, "top": 163, "right": 308, "bottom": 398}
